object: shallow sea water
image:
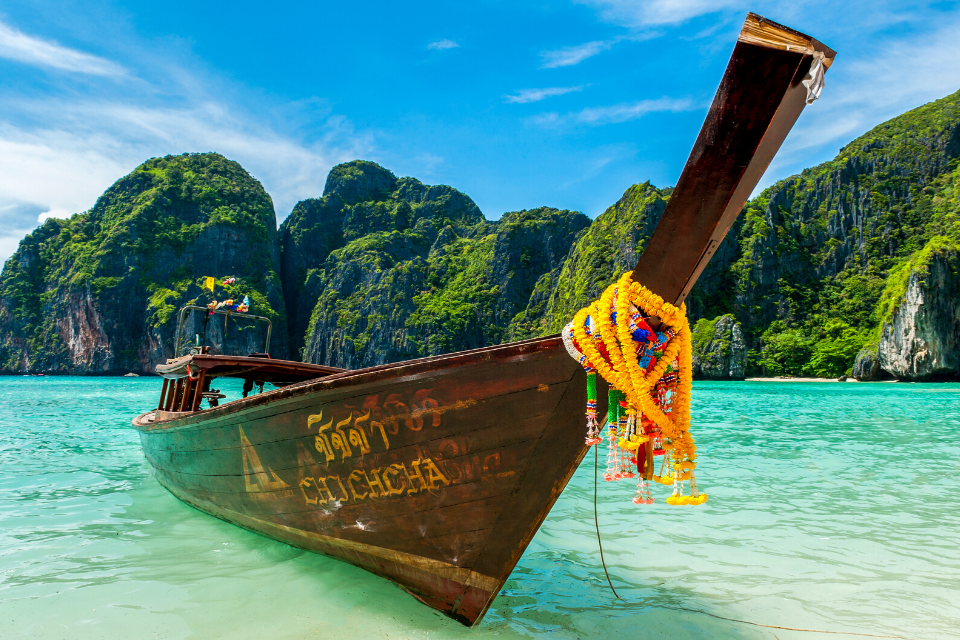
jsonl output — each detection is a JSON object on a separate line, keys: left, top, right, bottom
{"left": 1, "top": 377, "right": 958, "bottom": 640}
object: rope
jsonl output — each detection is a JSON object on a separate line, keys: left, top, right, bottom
{"left": 590, "top": 443, "right": 908, "bottom": 639}
{"left": 655, "top": 606, "right": 909, "bottom": 639}
{"left": 594, "top": 444, "right": 623, "bottom": 600}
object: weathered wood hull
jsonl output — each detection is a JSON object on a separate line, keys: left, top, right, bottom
{"left": 133, "top": 336, "right": 597, "bottom": 625}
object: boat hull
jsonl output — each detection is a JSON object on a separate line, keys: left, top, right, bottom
{"left": 134, "top": 336, "right": 597, "bottom": 625}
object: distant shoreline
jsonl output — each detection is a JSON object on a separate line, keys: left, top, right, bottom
{"left": 744, "top": 376, "right": 895, "bottom": 383}
{"left": 745, "top": 376, "right": 856, "bottom": 382}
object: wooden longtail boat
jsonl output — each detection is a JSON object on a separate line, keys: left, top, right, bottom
{"left": 133, "top": 14, "right": 834, "bottom": 626}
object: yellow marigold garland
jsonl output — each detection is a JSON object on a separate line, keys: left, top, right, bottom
{"left": 565, "top": 271, "right": 706, "bottom": 506}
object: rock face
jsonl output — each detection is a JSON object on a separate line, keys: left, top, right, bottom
{"left": 852, "top": 347, "right": 886, "bottom": 381}
{"left": 0, "top": 153, "right": 287, "bottom": 373}
{"left": 5, "top": 89, "right": 960, "bottom": 377}
{"left": 278, "top": 161, "right": 486, "bottom": 356}
{"left": 514, "top": 88, "right": 960, "bottom": 378}
{"left": 292, "top": 179, "right": 590, "bottom": 368}
{"left": 877, "top": 248, "right": 960, "bottom": 380}
{"left": 691, "top": 315, "right": 747, "bottom": 380}
{"left": 508, "top": 182, "right": 666, "bottom": 338}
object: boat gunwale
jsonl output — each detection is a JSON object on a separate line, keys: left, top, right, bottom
{"left": 133, "top": 334, "right": 563, "bottom": 432}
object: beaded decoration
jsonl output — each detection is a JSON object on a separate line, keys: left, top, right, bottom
{"left": 562, "top": 271, "right": 706, "bottom": 507}
{"left": 562, "top": 323, "right": 603, "bottom": 445}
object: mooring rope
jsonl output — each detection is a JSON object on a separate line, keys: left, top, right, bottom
{"left": 594, "top": 444, "right": 623, "bottom": 600}
{"left": 591, "top": 444, "right": 909, "bottom": 639}
{"left": 655, "top": 606, "right": 909, "bottom": 639}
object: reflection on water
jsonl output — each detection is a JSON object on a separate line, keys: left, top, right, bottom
{"left": 1, "top": 377, "right": 958, "bottom": 639}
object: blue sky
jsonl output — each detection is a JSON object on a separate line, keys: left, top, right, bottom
{"left": 2, "top": 0, "right": 960, "bottom": 263}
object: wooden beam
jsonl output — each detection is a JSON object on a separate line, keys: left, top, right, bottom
{"left": 157, "top": 378, "right": 169, "bottom": 411}
{"left": 177, "top": 378, "right": 193, "bottom": 411}
{"left": 631, "top": 13, "right": 835, "bottom": 306}
{"left": 165, "top": 379, "right": 181, "bottom": 411}
{"left": 191, "top": 371, "right": 206, "bottom": 412}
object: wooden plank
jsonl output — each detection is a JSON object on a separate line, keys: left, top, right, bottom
{"left": 190, "top": 370, "right": 206, "bottom": 412}
{"left": 157, "top": 378, "right": 169, "bottom": 411}
{"left": 631, "top": 14, "right": 834, "bottom": 305}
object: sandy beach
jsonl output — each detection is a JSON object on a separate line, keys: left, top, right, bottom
{"left": 744, "top": 376, "right": 860, "bottom": 382}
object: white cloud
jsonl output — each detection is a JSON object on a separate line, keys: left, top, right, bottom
{"left": 504, "top": 86, "right": 585, "bottom": 104}
{"left": 37, "top": 209, "right": 72, "bottom": 223}
{"left": 0, "top": 100, "right": 372, "bottom": 235}
{"left": 530, "top": 97, "right": 695, "bottom": 127}
{"left": 590, "top": 97, "right": 695, "bottom": 125}
{"left": 575, "top": 0, "right": 739, "bottom": 28}
{"left": 763, "top": 14, "right": 960, "bottom": 187}
{"left": 540, "top": 40, "right": 614, "bottom": 68}
{"left": 427, "top": 39, "right": 459, "bottom": 50}
{"left": 0, "top": 15, "right": 374, "bottom": 266}
{"left": 0, "top": 18, "right": 125, "bottom": 75}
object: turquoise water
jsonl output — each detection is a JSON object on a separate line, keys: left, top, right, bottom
{"left": 1, "top": 377, "right": 958, "bottom": 640}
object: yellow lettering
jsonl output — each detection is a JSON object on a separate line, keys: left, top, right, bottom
{"left": 299, "top": 477, "right": 318, "bottom": 505}
{"left": 328, "top": 475, "right": 349, "bottom": 503}
{"left": 347, "top": 469, "right": 368, "bottom": 501}
{"left": 369, "top": 420, "right": 390, "bottom": 450}
{"left": 306, "top": 411, "right": 331, "bottom": 429}
{"left": 314, "top": 434, "right": 335, "bottom": 463}
{"left": 330, "top": 431, "right": 352, "bottom": 460}
{"left": 403, "top": 459, "right": 426, "bottom": 494}
{"left": 348, "top": 426, "right": 370, "bottom": 455}
{"left": 382, "top": 464, "right": 406, "bottom": 495}
{"left": 420, "top": 457, "right": 450, "bottom": 491}
{"left": 314, "top": 476, "right": 337, "bottom": 504}
{"left": 365, "top": 468, "right": 386, "bottom": 498}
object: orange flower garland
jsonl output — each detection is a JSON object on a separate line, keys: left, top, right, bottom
{"left": 565, "top": 271, "right": 706, "bottom": 506}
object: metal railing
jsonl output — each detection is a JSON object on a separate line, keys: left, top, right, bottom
{"left": 173, "top": 305, "right": 273, "bottom": 357}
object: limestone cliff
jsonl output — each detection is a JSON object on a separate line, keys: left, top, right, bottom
{"left": 289, "top": 165, "right": 590, "bottom": 368}
{"left": 508, "top": 182, "right": 667, "bottom": 339}
{"left": 691, "top": 315, "right": 747, "bottom": 380}
{"left": 278, "top": 161, "right": 486, "bottom": 356}
{"left": 5, "top": 88, "right": 960, "bottom": 378}
{"left": 0, "top": 153, "right": 287, "bottom": 373}
{"left": 514, "top": 88, "right": 960, "bottom": 378}
{"left": 876, "top": 247, "right": 960, "bottom": 380}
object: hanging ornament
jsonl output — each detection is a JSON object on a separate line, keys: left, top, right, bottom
{"left": 562, "top": 271, "right": 707, "bottom": 506}
{"left": 563, "top": 323, "right": 604, "bottom": 446}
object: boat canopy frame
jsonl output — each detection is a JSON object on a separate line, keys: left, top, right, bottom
{"left": 173, "top": 304, "right": 273, "bottom": 358}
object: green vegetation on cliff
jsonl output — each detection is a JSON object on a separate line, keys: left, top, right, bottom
{"left": 508, "top": 182, "right": 667, "bottom": 339}
{"left": 0, "top": 153, "right": 286, "bottom": 372}
{"left": 4, "top": 87, "right": 960, "bottom": 378}
{"left": 508, "top": 88, "right": 960, "bottom": 377}
{"left": 706, "top": 89, "right": 960, "bottom": 375}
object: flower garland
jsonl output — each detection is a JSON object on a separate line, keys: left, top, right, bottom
{"left": 563, "top": 271, "right": 706, "bottom": 506}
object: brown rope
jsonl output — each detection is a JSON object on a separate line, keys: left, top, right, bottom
{"left": 591, "top": 442, "right": 909, "bottom": 639}
{"left": 594, "top": 445, "right": 623, "bottom": 600}
{"left": 657, "top": 606, "right": 909, "bottom": 639}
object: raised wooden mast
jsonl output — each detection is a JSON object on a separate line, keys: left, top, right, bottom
{"left": 631, "top": 13, "right": 836, "bottom": 305}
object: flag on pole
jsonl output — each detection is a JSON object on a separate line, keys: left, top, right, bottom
{"left": 204, "top": 277, "right": 215, "bottom": 293}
